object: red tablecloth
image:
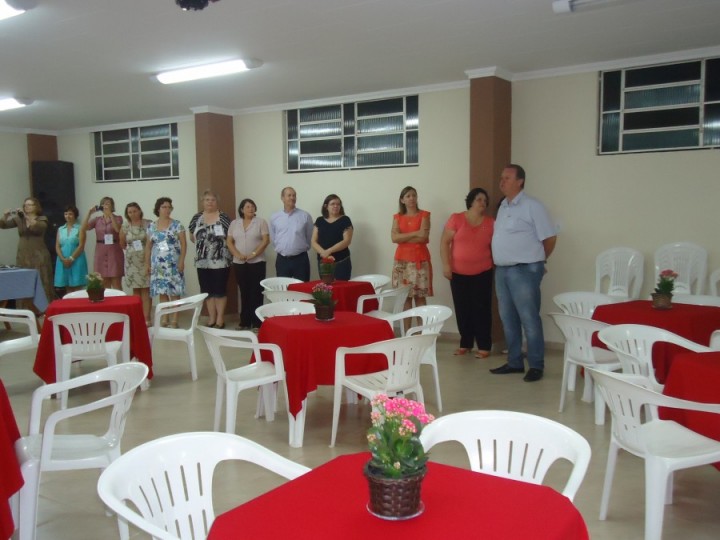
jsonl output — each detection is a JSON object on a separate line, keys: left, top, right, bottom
{"left": 33, "top": 296, "right": 153, "bottom": 383}
{"left": 208, "top": 452, "right": 589, "bottom": 540}
{"left": 288, "top": 280, "right": 378, "bottom": 312}
{"left": 258, "top": 312, "right": 394, "bottom": 417}
{"left": 593, "top": 300, "right": 720, "bottom": 382}
{"left": 0, "top": 381, "right": 23, "bottom": 540}
{"left": 661, "top": 351, "right": 720, "bottom": 469}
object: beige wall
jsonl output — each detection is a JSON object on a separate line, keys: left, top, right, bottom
{"left": 234, "top": 89, "right": 471, "bottom": 331}
{"left": 0, "top": 133, "right": 30, "bottom": 265}
{"left": 512, "top": 72, "right": 720, "bottom": 341}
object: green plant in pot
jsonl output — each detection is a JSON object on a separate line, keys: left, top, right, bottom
{"left": 652, "top": 269, "right": 678, "bottom": 309}
{"left": 311, "top": 282, "right": 335, "bottom": 320}
{"left": 86, "top": 272, "right": 105, "bottom": 302}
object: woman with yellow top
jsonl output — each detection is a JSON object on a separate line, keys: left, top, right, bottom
{"left": 391, "top": 186, "right": 433, "bottom": 315}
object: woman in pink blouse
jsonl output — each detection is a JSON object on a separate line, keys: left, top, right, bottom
{"left": 82, "top": 196, "right": 124, "bottom": 290}
{"left": 440, "top": 188, "right": 494, "bottom": 358}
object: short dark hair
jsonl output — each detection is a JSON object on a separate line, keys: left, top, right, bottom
{"left": 398, "top": 186, "right": 417, "bottom": 215}
{"left": 124, "top": 202, "right": 143, "bottom": 221}
{"left": 465, "top": 188, "right": 489, "bottom": 210}
{"left": 153, "top": 197, "right": 173, "bottom": 217}
{"left": 321, "top": 194, "right": 345, "bottom": 218}
{"left": 238, "top": 198, "right": 257, "bottom": 218}
{"left": 64, "top": 204, "right": 79, "bottom": 218}
{"left": 506, "top": 164, "right": 526, "bottom": 187}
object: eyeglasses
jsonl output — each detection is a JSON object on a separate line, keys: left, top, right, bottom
{"left": 160, "top": 205, "right": 173, "bottom": 209}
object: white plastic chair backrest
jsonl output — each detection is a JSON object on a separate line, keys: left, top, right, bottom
{"left": 549, "top": 312, "right": 609, "bottom": 364}
{"left": 710, "top": 268, "right": 720, "bottom": 297}
{"left": 552, "top": 291, "right": 615, "bottom": 318}
{"left": 356, "top": 285, "right": 411, "bottom": 314}
{"left": 50, "top": 312, "right": 130, "bottom": 360}
{"left": 589, "top": 369, "right": 720, "bottom": 457}
{"left": 259, "top": 277, "right": 303, "bottom": 291}
{"left": 350, "top": 274, "right": 391, "bottom": 293}
{"left": 0, "top": 307, "right": 39, "bottom": 355}
{"left": 97, "top": 432, "right": 310, "bottom": 540}
{"left": 63, "top": 289, "right": 127, "bottom": 299}
{"left": 419, "top": 410, "right": 591, "bottom": 501}
{"left": 152, "top": 293, "right": 208, "bottom": 333}
{"left": 597, "top": 324, "right": 711, "bottom": 390}
{"left": 199, "top": 327, "right": 284, "bottom": 381}
{"left": 255, "top": 301, "right": 315, "bottom": 321}
{"left": 29, "top": 363, "right": 148, "bottom": 466}
{"left": 671, "top": 294, "right": 720, "bottom": 307}
{"left": 595, "top": 247, "right": 644, "bottom": 299}
{"left": 341, "top": 334, "right": 435, "bottom": 393}
{"left": 391, "top": 305, "right": 452, "bottom": 331}
{"left": 263, "top": 290, "right": 314, "bottom": 303}
{"left": 654, "top": 242, "right": 707, "bottom": 295}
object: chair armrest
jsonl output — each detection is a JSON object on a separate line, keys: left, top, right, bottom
{"left": 406, "top": 324, "right": 441, "bottom": 337}
{"left": 356, "top": 293, "right": 379, "bottom": 313}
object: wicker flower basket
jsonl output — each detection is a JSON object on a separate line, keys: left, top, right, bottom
{"left": 314, "top": 304, "right": 334, "bottom": 321}
{"left": 364, "top": 462, "right": 426, "bottom": 520}
{"left": 651, "top": 292, "right": 672, "bottom": 310}
{"left": 87, "top": 287, "right": 105, "bottom": 303}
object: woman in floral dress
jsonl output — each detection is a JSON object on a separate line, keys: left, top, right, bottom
{"left": 120, "top": 202, "right": 151, "bottom": 325}
{"left": 145, "top": 197, "right": 186, "bottom": 328}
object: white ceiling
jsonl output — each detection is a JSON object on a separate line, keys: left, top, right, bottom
{"left": 1, "top": 0, "right": 719, "bottom": 133}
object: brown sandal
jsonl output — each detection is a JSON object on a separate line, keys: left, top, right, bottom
{"left": 475, "top": 350, "right": 491, "bottom": 359}
{"left": 453, "top": 348, "right": 470, "bottom": 356}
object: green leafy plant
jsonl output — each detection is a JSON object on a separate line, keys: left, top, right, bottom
{"left": 86, "top": 272, "right": 103, "bottom": 290}
{"left": 367, "top": 394, "right": 434, "bottom": 478}
{"left": 655, "top": 269, "right": 678, "bottom": 295}
{"left": 319, "top": 256, "right": 335, "bottom": 275}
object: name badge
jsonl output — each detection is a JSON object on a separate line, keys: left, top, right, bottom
{"left": 132, "top": 240, "right": 143, "bottom": 251}
{"left": 104, "top": 234, "right": 114, "bottom": 245}
{"left": 213, "top": 224, "right": 225, "bottom": 237}
{"left": 157, "top": 240, "right": 170, "bottom": 252}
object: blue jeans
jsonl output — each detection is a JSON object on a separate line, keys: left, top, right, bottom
{"left": 275, "top": 253, "right": 310, "bottom": 282}
{"left": 495, "top": 262, "right": 546, "bottom": 370}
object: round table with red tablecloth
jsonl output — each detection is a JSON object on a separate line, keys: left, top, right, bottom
{"left": 288, "top": 280, "right": 378, "bottom": 312}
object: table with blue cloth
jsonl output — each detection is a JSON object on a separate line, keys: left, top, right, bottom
{"left": 0, "top": 268, "right": 48, "bottom": 313}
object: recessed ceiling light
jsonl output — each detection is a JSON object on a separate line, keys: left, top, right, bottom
{"left": 156, "top": 59, "right": 262, "bottom": 85}
{"left": 0, "top": 1, "right": 24, "bottom": 22}
{"left": 0, "top": 98, "right": 33, "bottom": 112}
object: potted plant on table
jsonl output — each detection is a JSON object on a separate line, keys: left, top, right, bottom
{"left": 652, "top": 269, "right": 678, "bottom": 310}
{"left": 86, "top": 272, "right": 105, "bottom": 303}
{"left": 319, "top": 256, "right": 336, "bottom": 284}
{"left": 364, "top": 394, "right": 434, "bottom": 520}
{"left": 311, "top": 282, "right": 335, "bottom": 321}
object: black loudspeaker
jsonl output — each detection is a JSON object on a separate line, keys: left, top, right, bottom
{"left": 31, "top": 161, "right": 76, "bottom": 268}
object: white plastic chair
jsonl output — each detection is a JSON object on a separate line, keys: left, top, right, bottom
{"left": 97, "top": 432, "right": 310, "bottom": 540}
{"left": 553, "top": 291, "right": 616, "bottom": 318}
{"left": 255, "top": 301, "right": 315, "bottom": 322}
{"left": 263, "top": 290, "right": 313, "bottom": 303}
{"left": 0, "top": 308, "right": 39, "bottom": 359}
{"left": 148, "top": 293, "right": 208, "bottom": 381}
{"left": 355, "top": 285, "right": 412, "bottom": 334}
{"left": 259, "top": 277, "right": 303, "bottom": 291}
{"left": 419, "top": 410, "right": 591, "bottom": 502}
{"left": 589, "top": 369, "right": 720, "bottom": 540}
{"left": 671, "top": 293, "right": 720, "bottom": 307}
{"left": 330, "top": 333, "right": 436, "bottom": 447}
{"left": 653, "top": 242, "right": 707, "bottom": 295}
{"left": 382, "top": 305, "right": 453, "bottom": 412}
{"left": 709, "top": 268, "right": 720, "bottom": 296}
{"left": 199, "top": 327, "right": 288, "bottom": 433}
{"left": 595, "top": 247, "right": 644, "bottom": 299}
{"left": 349, "top": 274, "right": 391, "bottom": 293}
{"left": 597, "top": 324, "right": 712, "bottom": 392}
{"left": 63, "top": 289, "right": 127, "bottom": 298}
{"left": 549, "top": 313, "right": 622, "bottom": 425}
{"left": 15, "top": 363, "right": 148, "bottom": 540}
{"left": 51, "top": 312, "right": 130, "bottom": 409}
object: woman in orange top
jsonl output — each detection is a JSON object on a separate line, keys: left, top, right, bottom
{"left": 391, "top": 186, "right": 433, "bottom": 316}
{"left": 440, "top": 188, "right": 494, "bottom": 358}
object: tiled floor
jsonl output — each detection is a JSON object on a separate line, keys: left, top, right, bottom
{"left": 2, "top": 319, "right": 719, "bottom": 539}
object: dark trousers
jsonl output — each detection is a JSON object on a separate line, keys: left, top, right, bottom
{"left": 234, "top": 262, "right": 266, "bottom": 328}
{"left": 317, "top": 256, "right": 352, "bottom": 281}
{"left": 449, "top": 269, "right": 493, "bottom": 350}
{"left": 275, "top": 252, "right": 310, "bottom": 282}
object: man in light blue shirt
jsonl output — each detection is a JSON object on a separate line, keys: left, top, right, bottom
{"left": 269, "top": 187, "right": 313, "bottom": 281}
{"left": 490, "top": 165, "right": 557, "bottom": 382}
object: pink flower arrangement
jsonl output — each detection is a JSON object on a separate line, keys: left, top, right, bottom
{"left": 311, "top": 282, "right": 334, "bottom": 305}
{"left": 655, "top": 269, "right": 679, "bottom": 295}
{"left": 367, "top": 394, "right": 434, "bottom": 478}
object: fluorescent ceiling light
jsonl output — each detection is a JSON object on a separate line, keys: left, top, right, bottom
{"left": 0, "top": 1, "right": 24, "bottom": 21}
{"left": 552, "top": 0, "right": 622, "bottom": 14}
{"left": 156, "top": 59, "right": 262, "bottom": 85}
{"left": 0, "top": 98, "right": 32, "bottom": 112}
